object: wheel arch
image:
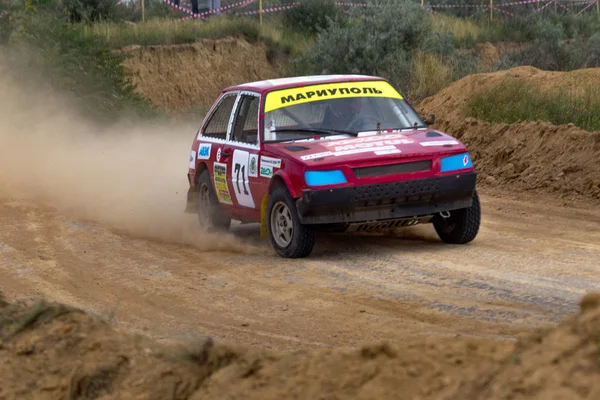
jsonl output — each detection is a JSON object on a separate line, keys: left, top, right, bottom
{"left": 268, "top": 171, "right": 299, "bottom": 198}
{"left": 185, "top": 162, "right": 209, "bottom": 213}
{"left": 193, "top": 162, "right": 209, "bottom": 185}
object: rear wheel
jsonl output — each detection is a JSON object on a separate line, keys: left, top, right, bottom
{"left": 197, "top": 169, "right": 231, "bottom": 231}
{"left": 267, "top": 188, "right": 315, "bottom": 258}
{"left": 433, "top": 190, "right": 481, "bottom": 244}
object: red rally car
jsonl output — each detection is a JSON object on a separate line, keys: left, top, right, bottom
{"left": 185, "top": 74, "right": 480, "bottom": 258}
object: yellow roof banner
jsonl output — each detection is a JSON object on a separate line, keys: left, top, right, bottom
{"left": 263, "top": 80, "right": 403, "bottom": 113}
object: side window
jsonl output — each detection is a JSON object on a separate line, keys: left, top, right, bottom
{"left": 203, "top": 94, "right": 237, "bottom": 139}
{"left": 231, "top": 95, "right": 260, "bottom": 145}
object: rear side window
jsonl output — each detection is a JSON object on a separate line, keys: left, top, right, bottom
{"left": 231, "top": 94, "right": 260, "bottom": 145}
{"left": 203, "top": 94, "right": 237, "bottom": 139}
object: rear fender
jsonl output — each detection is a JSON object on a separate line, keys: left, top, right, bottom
{"left": 185, "top": 162, "right": 208, "bottom": 213}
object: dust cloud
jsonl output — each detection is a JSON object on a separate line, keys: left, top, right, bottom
{"left": 0, "top": 60, "right": 267, "bottom": 255}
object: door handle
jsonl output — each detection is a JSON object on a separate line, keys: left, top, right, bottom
{"left": 221, "top": 150, "right": 232, "bottom": 157}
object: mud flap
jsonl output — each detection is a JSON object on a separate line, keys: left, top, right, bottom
{"left": 260, "top": 195, "right": 269, "bottom": 238}
{"left": 184, "top": 185, "right": 198, "bottom": 213}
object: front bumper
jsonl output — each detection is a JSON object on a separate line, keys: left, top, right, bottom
{"left": 296, "top": 172, "right": 477, "bottom": 225}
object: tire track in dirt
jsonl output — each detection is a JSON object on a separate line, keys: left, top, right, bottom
{"left": 1, "top": 192, "right": 598, "bottom": 351}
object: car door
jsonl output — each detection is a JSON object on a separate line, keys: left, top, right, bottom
{"left": 222, "top": 91, "right": 262, "bottom": 211}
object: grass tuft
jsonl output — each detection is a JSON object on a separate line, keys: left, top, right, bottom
{"left": 1, "top": 301, "right": 79, "bottom": 341}
{"left": 430, "top": 14, "right": 482, "bottom": 48}
{"left": 464, "top": 79, "right": 600, "bottom": 132}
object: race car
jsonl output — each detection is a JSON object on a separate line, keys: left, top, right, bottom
{"left": 185, "top": 74, "right": 480, "bottom": 258}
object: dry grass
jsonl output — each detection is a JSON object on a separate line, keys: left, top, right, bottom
{"left": 410, "top": 51, "right": 452, "bottom": 102}
{"left": 464, "top": 78, "right": 600, "bottom": 132}
{"left": 430, "top": 13, "right": 483, "bottom": 45}
{"left": 85, "top": 15, "right": 312, "bottom": 56}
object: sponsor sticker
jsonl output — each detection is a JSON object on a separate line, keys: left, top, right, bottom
{"left": 375, "top": 149, "right": 402, "bottom": 156}
{"left": 213, "top": 162, "right": 232, "bottom": 204}
{"left": 346, "top": 216, "right": 433, "bottom": 233}
{"left": 197, "top": 143, "right": 212, "bottom": 159}
{"left": 300, "top": 134, "right": 413, "bottom": 160}
{"left": 323, "top": 133, "right": 414, "bottom": 149}
{"left": 260, "top": 166, "right": 273, "bottom": 178}
{"left": 261, "top": 156, "right": 281, "bottom": 169}
{"left": 264, "top": 80, "right": 403, "bottom": 113}
{"left": 419, "top": 140, "right": 459, "bottom": 147}
{"left": 189, "top": 151, "right": 196, "bottom": 169}
{"left": 232, "top": 150, "right": 255, "bottom": 208}
{"left": 216, "top": 147, "right": 222, "bottom": 163}
{"left": 248, "top": 154, "right": 258, "bottom": 177}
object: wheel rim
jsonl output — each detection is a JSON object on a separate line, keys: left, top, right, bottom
{"left": 198, "top": 183, "right": 212, "bottom": 225}
{"left": 270, "top": 201, "right": 294, "bottom": 248}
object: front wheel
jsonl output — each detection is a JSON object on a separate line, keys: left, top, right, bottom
{"left": 433, "top": 190, "right": 481, "bottom": 244}
{"left": 267, "top": 188, "right": 315, "bottom": 258}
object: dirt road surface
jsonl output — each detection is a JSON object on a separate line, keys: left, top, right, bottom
{"left": 1, "top": 64, "right": 599, "bottom": 354}
{"left": 1, "top": 192, "right": 599, "bottom": 351}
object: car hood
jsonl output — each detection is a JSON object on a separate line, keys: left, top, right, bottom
{"left": 265, "top": 129, "right": 468, "bottom": 166}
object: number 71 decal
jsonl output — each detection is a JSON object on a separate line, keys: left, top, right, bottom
{"left": 231, "top": 149, "right": 255, "bottom": 208}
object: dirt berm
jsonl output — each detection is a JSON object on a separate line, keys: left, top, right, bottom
{"left": 417, "top": 66, "right": 600, "bottom": 204}
{"left": 120, "top": 38, "right": 282, "bottom": 112}
{"left": 1, "top": 290, "right": 600, "bottom": 399}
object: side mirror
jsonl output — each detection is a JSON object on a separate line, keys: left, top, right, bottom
{"left": 422, "top": 114, "right": 436, "bottom": 125}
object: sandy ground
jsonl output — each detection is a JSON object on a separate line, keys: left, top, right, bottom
{"left": 1, "top": 62, "right": 599, "bottom": 353}
{"left": 1, "top": 54, "right": 600, "bottom": 398}
{"left": 1, "top": 191, "right": 599, "bottom": 352}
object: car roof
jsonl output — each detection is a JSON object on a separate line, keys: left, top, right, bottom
{"left": 222, "top": 74, "right": 388, "bottom": 94}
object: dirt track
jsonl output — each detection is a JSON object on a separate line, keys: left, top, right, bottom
{"left": 1, "top": 57, "right": 600, "bottom": 354}
{"left": 1, "top": 190, "right": 599, "bottom": 351}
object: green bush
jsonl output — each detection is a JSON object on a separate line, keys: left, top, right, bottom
{"left": 7, "top": 11, "right": 155, "bottom": 121}
{"left": 282, "top": 0, "right": 342, "bottom": 35}
{"left": 498, "top": 16, "right": 600, "bottom": 72}
{"left": 295, "top": 0, "right": 431, "bottom": 91}
{"left": 0, "top": 13, "right": 12, "bottom": 44}
{"left": 112, "top": 0, "right": 178, "bottom": 23}
{"left": 63, "top": 0, "right": 119, "bottom": 23}
{"left": 510, "top": 18, "right": 569, "bottom": 71}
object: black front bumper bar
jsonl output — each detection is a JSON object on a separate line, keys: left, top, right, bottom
{"left": 296, "top": 172, "right": 477, "bottom": 225}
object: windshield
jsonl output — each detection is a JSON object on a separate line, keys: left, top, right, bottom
{"left": 262, "top": 80, "right": 425, "bottom": 142}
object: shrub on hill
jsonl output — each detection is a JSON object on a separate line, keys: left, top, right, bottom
{"left": 293, "top": 0, "right": 478, "bottom": 100}
{"left": 4, "top": 8, "right": 154, "bottom": 121}
{"left": 282, "top": 0, "right": 343, "bottom": 35}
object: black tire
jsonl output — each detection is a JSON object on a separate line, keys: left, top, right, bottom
{"left": 267, "top": 188, "right": 315, "bottom": 258}
{"left": 433, "top": 190, "right": 481, "bottom": 244}
{"left": 197, "top": 169, "right": 231, "bottom": 231}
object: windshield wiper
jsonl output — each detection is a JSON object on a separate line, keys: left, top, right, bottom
{"left": 271, "top": 128, "right": 359, "bottom": 137}
{"left": 383, "top": 126, "right": 425, "bottom": 132}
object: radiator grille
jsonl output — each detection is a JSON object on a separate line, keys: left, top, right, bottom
{"left": 353, "top": 160, "right": 431, "bottom": 178}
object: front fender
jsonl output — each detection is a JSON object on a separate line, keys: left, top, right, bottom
{"left": 269, "top": 169, "right": 301, "bottom": 198}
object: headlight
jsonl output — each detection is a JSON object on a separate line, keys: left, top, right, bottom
{"left": 304, "top": 170, "right": 347, "bottom": 186}
{"left": 440, "top": 152, "right": 473, "bottom": 172}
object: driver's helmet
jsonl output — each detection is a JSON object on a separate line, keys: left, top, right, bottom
{"left": 332, "top": 97, "right": 363, "bottom": 117}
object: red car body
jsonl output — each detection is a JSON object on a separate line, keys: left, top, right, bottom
{"left": 185, "top": 74, "right": 478, "bottom": 256}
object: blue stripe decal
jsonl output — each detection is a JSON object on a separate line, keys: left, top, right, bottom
{"left": 305, "top": 170, "right": 347, "bottom": 186}
{"left": 440, "top": 153, "right": 473, "bottom": 172}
